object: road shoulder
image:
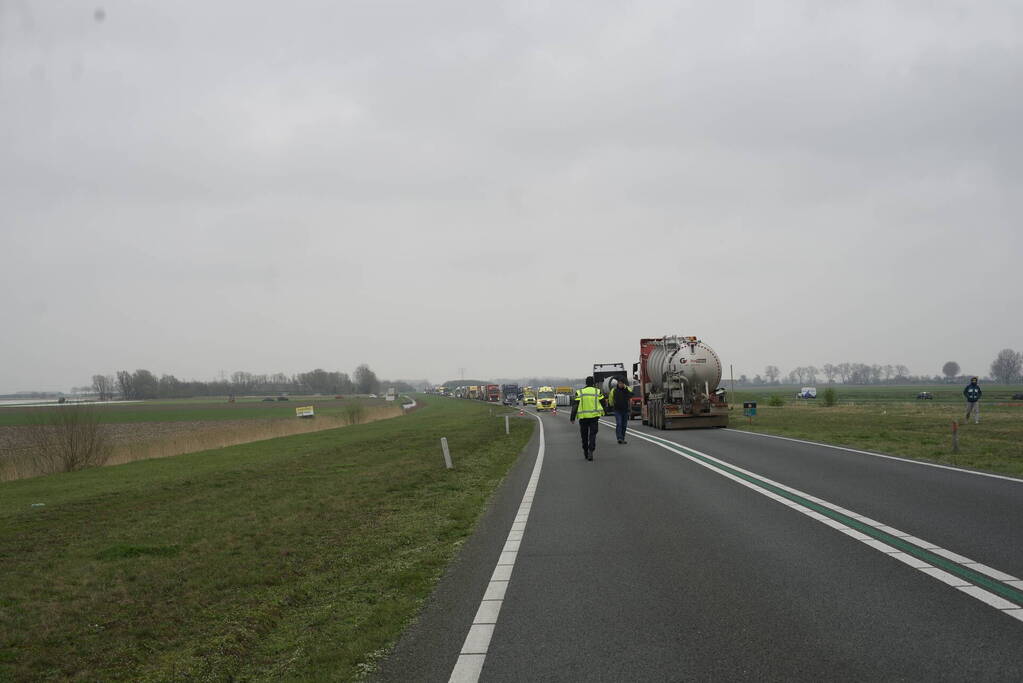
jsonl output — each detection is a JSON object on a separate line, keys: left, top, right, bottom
{"left": 373, "top": 418, "right": 540, "bottom": 682}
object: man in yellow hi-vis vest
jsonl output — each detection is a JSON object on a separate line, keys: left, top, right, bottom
{"left": 570, "top": 376, "right": 608, "bottom": 461}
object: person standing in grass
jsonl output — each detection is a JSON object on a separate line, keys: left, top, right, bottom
{"left": 963, "top": 376, "right": 982, "bottom": 424}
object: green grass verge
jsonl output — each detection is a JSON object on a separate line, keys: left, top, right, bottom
{"left": 727, "top": 397, "right": 1023, "bottom": 477}
{"left": 729, "top": 383, "right": 1023, "bottom": 406}
{"left": 0, "top": 396, "right": 391, "bottom": 426}
{"left": 0, "top": 395, "right": 533, "bottom": 681}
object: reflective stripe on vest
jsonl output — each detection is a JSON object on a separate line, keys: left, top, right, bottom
{"left": 575, "top": 386, "right": 604, "bottom": 419}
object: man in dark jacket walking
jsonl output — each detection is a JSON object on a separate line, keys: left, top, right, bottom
{"left": 964, "top": 377, "right": 982, "bottom": 424}
{"left": 608, "top": 380, "right": 632, "bottom": 444}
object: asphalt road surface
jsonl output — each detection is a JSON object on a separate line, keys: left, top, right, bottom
{"left": 377, "top": 407, "right": 1023, "bottom": 682}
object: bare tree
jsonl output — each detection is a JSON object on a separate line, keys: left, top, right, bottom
{"left": 895, "top": 364, "right": 910, "bottom": 380}
{"left": 132, "top": 369, "right": 159, "bottom": 399}
{"left": 822, "top": 363, "right": 838, "bottom": 383}
{"left": 764, "top": 365, "right": 780, "bottom": 384}
{"left": 848, "top": 363, "right": 871, "bottom": 384}
{"left": 837, "top": 363, "right": 851, "bottom": 383}
{"left": 883, "top": 365, "right": 894, "bottom": 382}
{"left": 990, "top": 349, "right": 1022, "bottom": 384}
{"left": 805, "top": 366, "right": 818, "bottom": 384}
{"left": 870, "top": 365, "right": 883, "bottom": 384}
{"left": 27, "top": 405, "right": 111, "bottom": 473}
{"left": 942, "top": 361, "right": 960, "bottom": 382}
{"left": 92, "top": 374, "right": 114, "bottom": 401}
{"left": 354, "top": 364, "right": 380, "bottom": 394}
{"left": 116, "top": 370, "right": 135, "bottom": 400}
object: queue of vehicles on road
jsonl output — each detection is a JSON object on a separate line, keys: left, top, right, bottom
{"left": 425, "top": 335, "right": 730, "bottom": 429}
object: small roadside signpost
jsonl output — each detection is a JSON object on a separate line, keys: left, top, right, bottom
{"left": 743, "top": 401, "right": 757, "bottom": 424}
{"left": 295, "top": 405, "right": 315, "bottom": 418}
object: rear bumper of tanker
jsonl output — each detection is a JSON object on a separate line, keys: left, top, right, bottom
{"left": 661, "top": 413, "right": 729, "bottom": 429}
{"left": 643, "top": 400, "right": 729, "bottom": 429}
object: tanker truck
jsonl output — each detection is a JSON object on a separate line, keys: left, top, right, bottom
{"left": 593, "top": 363, "right": 628, "bottom": 401}
{"left": 636, "top": 336, "right": 729, "bottom": 429}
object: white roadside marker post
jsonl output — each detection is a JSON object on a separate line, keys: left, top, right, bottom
{"left": 505, "top": 415, "right": 510, "bottom": 434}
{"left": 441, "top": 437, "right": 453, "bottom": 469}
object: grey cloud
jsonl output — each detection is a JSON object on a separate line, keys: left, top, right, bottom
{"left": 1, "top": 1, "right": 1021, "bottom": 391}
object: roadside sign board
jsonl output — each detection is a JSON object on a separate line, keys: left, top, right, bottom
{"left": 295, "top": 406, "right": 315, "bottom": 418}
{"left": 743, "top": 401, "right": 757, "bottom": 417}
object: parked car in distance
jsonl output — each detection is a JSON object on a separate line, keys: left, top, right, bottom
{"left": 1013, "top": 393, "right": 1023, "bottom": 400}
{"left": 261, "top": 397, "right": 275, "bottom": 402}
{"left": 276, "top": 396, "right": 290, "bottom": 401}
{"left": 916, "top": 392, "right": 933, "bottom": 400}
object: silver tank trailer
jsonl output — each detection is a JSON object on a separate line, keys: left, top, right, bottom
{"left": 645, "top": 337, "right": 723, "bottom": 399}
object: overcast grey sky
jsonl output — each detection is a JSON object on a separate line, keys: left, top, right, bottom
{"left": 2, "top": 1, "right": 1021, "bottom": 392}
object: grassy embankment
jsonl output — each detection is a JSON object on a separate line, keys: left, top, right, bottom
{"left": 727, "top": 384, "right": 1023, "bottom": 477}
{"left": 0, "top": 397, "right": 405, "bottom": 481}
{"left": 0, "top": 396, "right": 533, "bottom": 680}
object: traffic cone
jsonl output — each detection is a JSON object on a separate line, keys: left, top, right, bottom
{"left": 519, "top": 407, "right": 524, "bottom": 416}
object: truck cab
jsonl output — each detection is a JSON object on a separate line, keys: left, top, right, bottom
{"left": 522, "top": 387, "right": 536, "bottom": 405}
{"left": 536, "top": 386, "right": 556, "bottom": 411}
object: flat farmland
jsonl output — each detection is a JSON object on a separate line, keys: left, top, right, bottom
{"left": 726, "top": 384, "right": 1023, "bottom": 477}
{"left": 0, "top": 396, "right": 405, "bottom": 481}
{"left": 730, "top": 382, "right": 1023, "bottom": 405}
{"left": 0, "top": 395, "right": 394, "bottom": 426}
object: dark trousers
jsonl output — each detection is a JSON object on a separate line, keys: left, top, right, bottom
{"left": 614, "top": 410, "right": 629, "bottom": 441}
{"left": 578, "top": 417, "right": 599, "bottom": 453}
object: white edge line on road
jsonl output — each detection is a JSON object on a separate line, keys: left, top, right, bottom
{"left": 722, "top": 428, "right": 1023, "bottom": 484}
{"left": 601, "top": 419, "right": 1023, "bottom": 623}
{"left": 449, "top": 411, "right": 544, "bottom": 683}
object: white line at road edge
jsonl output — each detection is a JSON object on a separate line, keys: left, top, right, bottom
{"left": 610, "top": 422, "right": 1023, "bottom": 624}
{"left": 723, "top": 428, "right": 1023, "bottom": 484}
{"left": 449, "top": 412, "right": 544, "bottom": 683}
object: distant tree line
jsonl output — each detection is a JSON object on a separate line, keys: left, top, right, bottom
{"left": 89, "top": 364, "right": 417, "bottom": 400}
{"left": 737, "top": 349, "right": 1022, "bottom": 386}
{"left": 739, "top": 363, "right": 913, "bottom": 386}
{"left": 437, "top": 377, "right": 586, "bottom": 388}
